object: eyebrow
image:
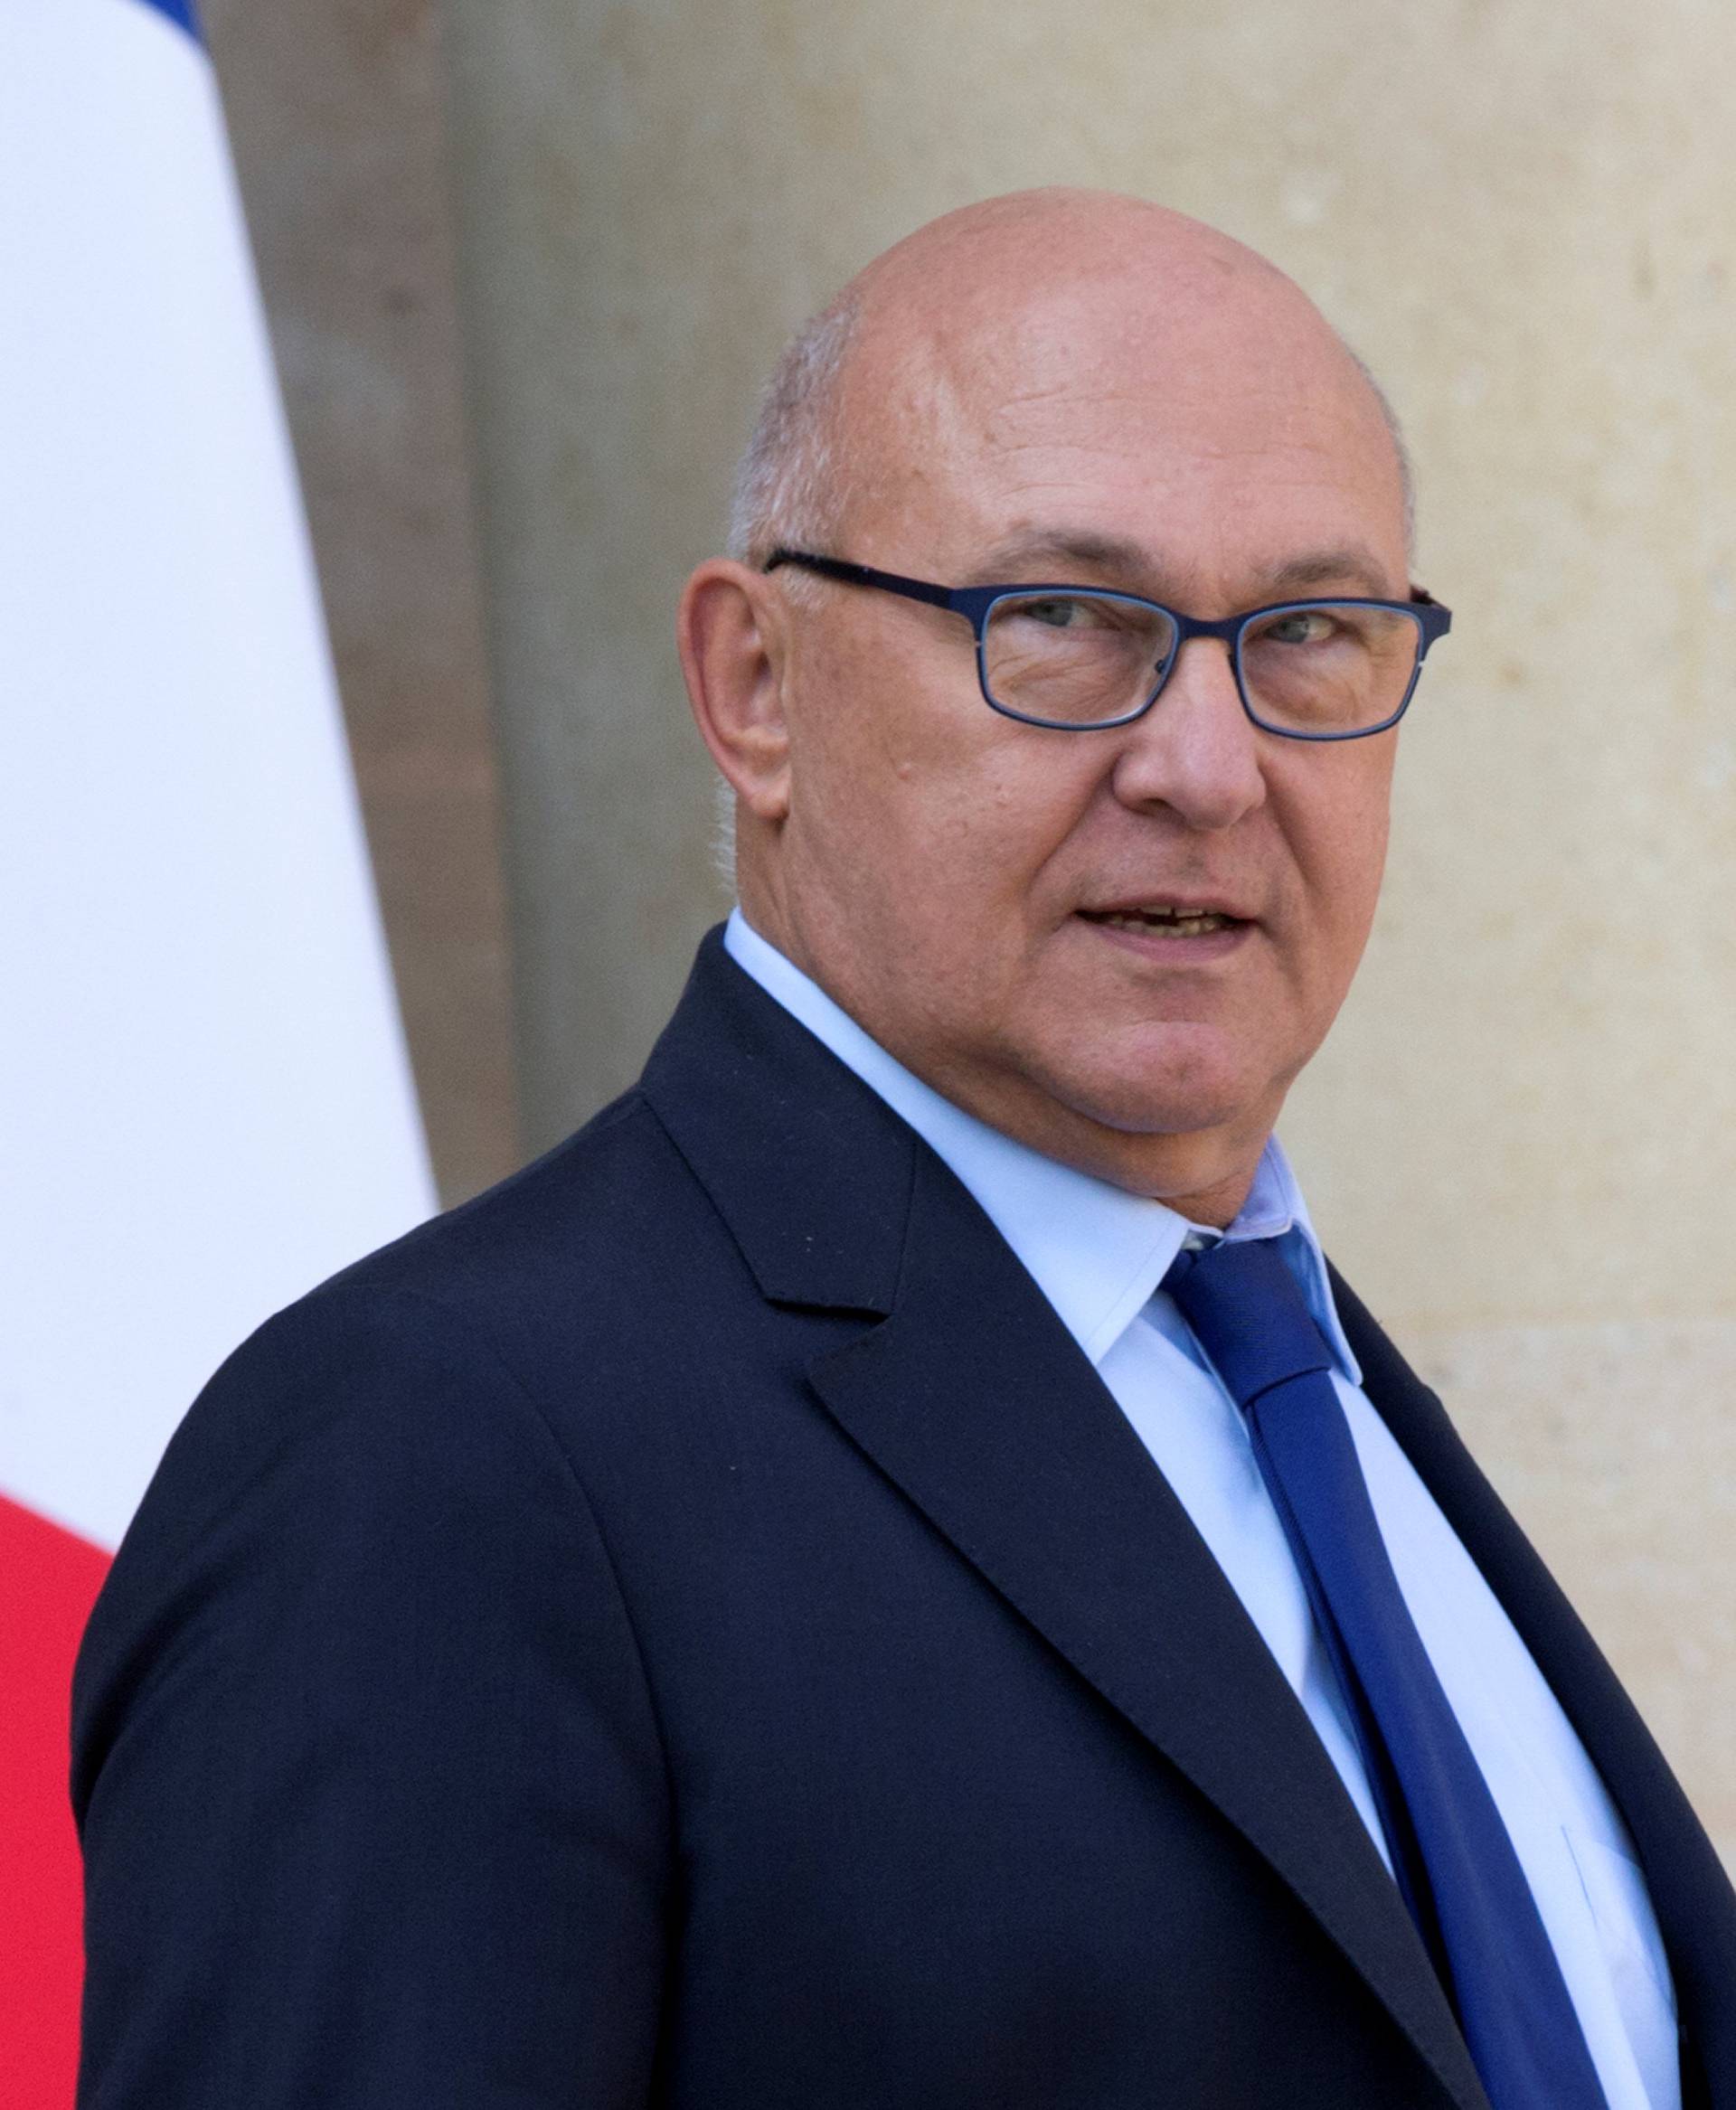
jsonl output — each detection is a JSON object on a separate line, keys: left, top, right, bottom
{"left": 970, "top": 527, "right": 1400, "bottom": 602}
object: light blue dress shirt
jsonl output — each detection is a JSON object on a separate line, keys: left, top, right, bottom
{"left": 725, "top": 907, "right": 1680, "bottom": 2110}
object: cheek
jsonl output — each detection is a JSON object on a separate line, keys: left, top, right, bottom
{"left": 1277, "top": 761, "right": 1394, "bottom": 990}
{"left": 793, "top": 639, "right": 1097, "bottom": 937}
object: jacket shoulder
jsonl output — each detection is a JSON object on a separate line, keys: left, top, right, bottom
{"left": 71, "top": 1094, "right": 676, "bottom": 2108}
{"left": 83, "top": 1088, "right": 734, "bottom": 1681}
{"left": 320, "top": 1086, "right": 711, "bottom": 1318}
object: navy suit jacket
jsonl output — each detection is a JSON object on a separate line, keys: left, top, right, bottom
{"left": 74, "top": 929, "right": 1736, "bottom": 2108}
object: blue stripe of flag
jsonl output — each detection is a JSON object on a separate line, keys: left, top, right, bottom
{"left": 133, "top": 0, "right": 203, "bottom": 41}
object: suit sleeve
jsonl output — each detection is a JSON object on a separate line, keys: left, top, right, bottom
{"left": 71, "top": 1284, "right": 672, "bottom": 2109}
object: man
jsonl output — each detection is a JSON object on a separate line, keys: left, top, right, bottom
{"left": 74, "top": 191, "right": 1735, "bottom": 2108}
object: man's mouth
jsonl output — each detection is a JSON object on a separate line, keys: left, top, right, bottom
{"left": 1079, "top": 904, "right": 1247, "bottom": 939}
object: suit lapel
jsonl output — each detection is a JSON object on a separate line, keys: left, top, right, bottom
{"left": 1333, "top": 1269, "right": 1736, "bottom": 2110}
{"left": 807, "top": 1147, "right": 1488, "bottom": 2110}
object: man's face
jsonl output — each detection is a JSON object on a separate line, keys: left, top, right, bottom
{"left": 761, "top": 257, "right": 1413, "bottom": 1210}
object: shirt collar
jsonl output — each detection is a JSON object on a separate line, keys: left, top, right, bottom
{"left": 723, "top": 909, "right": 1361, "bottom": 1383}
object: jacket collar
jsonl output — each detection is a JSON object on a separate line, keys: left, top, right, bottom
{"left": 639, "top": 927, "right": 915, "bottom": 1315}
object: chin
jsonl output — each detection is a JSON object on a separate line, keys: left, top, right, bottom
{"left": 1047, "top": 1027, "right": 1271, "bottom": 1142}
{"left": 1081, "top": 1084, "right": 1259, "bottom": 1143}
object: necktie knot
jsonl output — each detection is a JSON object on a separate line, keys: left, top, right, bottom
{"left": 1163, "top": 1235, "right": 1335, "bottom": 1409}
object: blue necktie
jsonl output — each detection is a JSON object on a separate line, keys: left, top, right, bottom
{"left": 1163, "top": 1235, "right": 1608, "bottom": 2110}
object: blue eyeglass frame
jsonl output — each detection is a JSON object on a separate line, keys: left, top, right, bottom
{"left": 763, "top": 548, "right": 1452, "bottom": 739}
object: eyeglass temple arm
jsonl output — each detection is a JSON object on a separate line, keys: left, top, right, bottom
{"left": 763, "top": 550, "right": 957, "bottom": 613}
{"left": 1407, "top": 587, "right": 1452, "bottom": 646}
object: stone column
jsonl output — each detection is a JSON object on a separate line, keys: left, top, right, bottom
{"left": 204, "top": 0, "right": 517, "bottom": 1205}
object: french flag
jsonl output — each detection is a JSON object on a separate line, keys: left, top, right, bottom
{"left": 1, "top": 2, "right": 436, "bottom": 2096}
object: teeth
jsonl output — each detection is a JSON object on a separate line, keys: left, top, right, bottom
{"left": 1099, "top": 908, "right": 1231, "bottom": 937}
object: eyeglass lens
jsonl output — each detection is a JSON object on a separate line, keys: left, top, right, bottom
{"left": 981, "top": 592, "right": 1424, "bottom": 732}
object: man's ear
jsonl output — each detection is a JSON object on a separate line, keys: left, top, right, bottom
{"left": 677, "top": 560, "right": 791, "bottom": 822}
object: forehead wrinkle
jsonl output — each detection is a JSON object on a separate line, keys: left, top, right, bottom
{"left": 965, "top": 525, "right": 1155, "bottom": 588}
{"left": 1258, "top": 548, "right": 1395, "bottom": 598}
{"left": 965, "top": 523, "right": 1397, "bottom": 605}
{"left": 902, "top": 315, "right": 1382, "bottom": 487}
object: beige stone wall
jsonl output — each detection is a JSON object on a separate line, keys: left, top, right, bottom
{"left": 431, "top": 0, "right": 1735, "bottom": 1853}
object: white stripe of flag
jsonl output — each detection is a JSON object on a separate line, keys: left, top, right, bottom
{"left": 0, "top": 0, "right": 437, "bottom": 1555}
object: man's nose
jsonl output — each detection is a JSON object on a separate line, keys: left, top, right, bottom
{"left": 1108, "top": 636, "right": 1267, "bottom": 830}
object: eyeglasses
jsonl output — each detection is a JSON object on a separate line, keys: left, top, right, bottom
{"left": 764, "top": 549, "right": 1451, "bottom": 740}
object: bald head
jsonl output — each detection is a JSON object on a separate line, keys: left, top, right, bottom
{"left": 730, "top": 190, "right": 1411, "bottom": 570}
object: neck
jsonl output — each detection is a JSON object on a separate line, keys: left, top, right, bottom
{"left": 901, "top": 1060, "right": 1269, "bottom": 1226}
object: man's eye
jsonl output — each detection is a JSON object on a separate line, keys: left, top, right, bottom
{"left": 1019, "top": 597, "right": 1096, "bottom": 629}
{"left": 1258, "top": 609, "right": 1337, "bottom": 646}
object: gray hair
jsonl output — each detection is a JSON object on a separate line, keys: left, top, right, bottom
{"left": 1346, "top": 348, "right": 1418, "bottom": 557}
{"left": 727, "top": 294, "right": 863, "bottom": 570}
{"left": 714, "top": 296, "right": 865, "bottom": 889}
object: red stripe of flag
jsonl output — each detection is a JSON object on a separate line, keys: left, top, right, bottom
{"left": 1, "top": 1493, "right": 111, "bottom": 2107}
